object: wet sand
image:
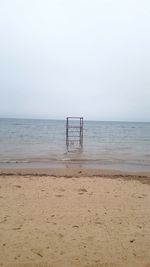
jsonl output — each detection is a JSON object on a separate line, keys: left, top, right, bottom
{"left": 0, "top": 169, "right": 150, "bottom": 267}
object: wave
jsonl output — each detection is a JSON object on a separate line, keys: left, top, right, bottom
{"left": 0, "top": 156, "right": 150, "bottom": 166}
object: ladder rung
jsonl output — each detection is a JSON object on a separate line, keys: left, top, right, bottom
{"left": 68, "top": 131, "right": 81, "bottom": 133}
{"left": 68, "top": 126, "right": 81, "bottom": 128}
{"left": 68, "top": 135, "right": 80, "bottom": 138}
{"left": 68, "top": 140, "right": 80, "bottom": 142}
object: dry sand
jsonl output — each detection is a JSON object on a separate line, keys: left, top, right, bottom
{"left": 0, "top": 169, "right": 150, "bottom": 267}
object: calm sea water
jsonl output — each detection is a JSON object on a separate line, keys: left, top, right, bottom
{"left": 0, "top": 118, "right": 150, "bottom": 171}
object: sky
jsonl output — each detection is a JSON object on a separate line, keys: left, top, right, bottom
{"left": 0, "top": 0, "right": 150, "bottom": 122}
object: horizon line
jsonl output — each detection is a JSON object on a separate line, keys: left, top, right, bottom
{"left": 0, "top": 116, "right": 149, "bottom": 123}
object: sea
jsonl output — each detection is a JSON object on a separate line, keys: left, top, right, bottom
{"left": 0, "top": 118, "right": 150, "bottom": 171}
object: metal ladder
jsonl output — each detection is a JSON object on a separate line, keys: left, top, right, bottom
{"left": 66, "top": 117, "right": 83, "bottom": 151}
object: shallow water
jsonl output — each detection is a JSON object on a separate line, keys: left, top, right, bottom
{"left": 0, "top": 118, "right": 150, "bottom": 171}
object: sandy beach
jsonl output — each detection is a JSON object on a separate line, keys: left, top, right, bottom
{"left": 0, "top": 168, "right": 150, "bottom": 267}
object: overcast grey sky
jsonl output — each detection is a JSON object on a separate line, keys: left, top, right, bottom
{"left": 0, "top": 0, "right": 150, "bottom": 121}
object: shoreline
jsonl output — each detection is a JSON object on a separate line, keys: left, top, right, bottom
{"left": 0, "top": 167, "right": 150, "bottom": 185}
{"left": 0, "top": 160, "right": 150, "bottom": 172}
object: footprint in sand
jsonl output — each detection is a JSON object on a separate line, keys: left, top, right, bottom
{"left": 14, "top": 185, "right": 22, "bottom": 188}
{"left": 0, "top": 216, "right": 9, "bottom": 224}
{"left": 78, "top": 188, "right": 87, "bottom": 193}
{"left": 58, "top": 233, "right": 64, "bottom": 238}
{"left": 56, "top": 194, "right": 64, "bottom": 197}
{"left": 14, "top": 255, "right": 21, "bottom": 260}
{"left": 95, "top": 220, "right": 102, "bottom": 225}
{"left": 78, "top": 188, "right": 88, "bottom": 195}
{"left": 31, "top": 249, "right": 43, "bottom": 258}
{"left": 72, "top": 225, "right": 79, "bottom": 228}
{"left": 11, "top": 225, "right": 23, "bottom": 230}
{"left": 130, "top": 239, "right": 136, "bottom": 243}
{"left": 138, "top": 194, "right": 147, "bottom": 198}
